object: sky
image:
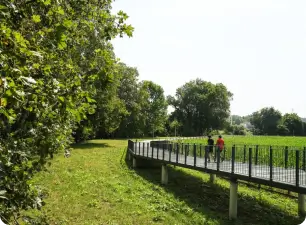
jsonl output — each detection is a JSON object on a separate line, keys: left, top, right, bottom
{"left": 111, "top": 0, "right": 306, "bottom": 117}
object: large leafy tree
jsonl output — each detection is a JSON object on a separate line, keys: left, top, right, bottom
{"left": 250, "top": 107, "right": 282, "bottom": 135}
{"left": 168, "top": 79, "right": 233, "bottom": 136}
{"left": 138, "top": 81, "right": 168, "bottom": 137}
{"left": 169, "top": 119, "right": 182, "bottom": 137}
{"left": 73, "top": 64, "right": 169, "bottom": 140}
{"left": 115, "top": 63, "right": 142, "bottom": 138}
{"left": 0, "top": 0, "right": 133, "bottom": 222}
{"left": 231, "top": 115, "right": 243, "bottom": 125}
{"left": 281, "top": 113, "right": 303, "bottom": 136}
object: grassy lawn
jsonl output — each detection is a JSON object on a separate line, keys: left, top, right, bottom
{"left": 24, "top": 139, "right": 303, "bottom": 225}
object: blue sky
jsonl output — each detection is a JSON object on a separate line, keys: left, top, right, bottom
{"left": 111, "top": 0, "right": 306, "bottom": 117}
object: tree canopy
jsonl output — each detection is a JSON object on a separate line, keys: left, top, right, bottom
{"left": 0, "top": 0, "right": 134, "bottom": 222}
{"left": 249, "top": 108, "right": 305, "bottom": 136}
{"left": 250, "top": 107, "right": 282, "bottom": 135}
{"left": 168, "top": 79, "right": 233, "bottom": 136}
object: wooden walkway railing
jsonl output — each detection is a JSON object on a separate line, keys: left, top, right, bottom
{"left": 127, "top": 139, "right": 306, "bottom": 219}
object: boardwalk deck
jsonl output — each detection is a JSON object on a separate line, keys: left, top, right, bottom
{"left": 130, "top": 141, "right": 306, "bottom": 193}
{"left": 128, "top": 140, "right": 306, "bottom": 218}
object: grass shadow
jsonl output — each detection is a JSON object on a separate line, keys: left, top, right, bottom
{"left": 124, "top": 152, "right": 303, "bottom": 225}
{"left": 71, "top": 142, "right": 111, "bottom": 150}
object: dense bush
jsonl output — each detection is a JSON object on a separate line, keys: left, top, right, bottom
{"left": 224, "top": 124, "right": 246, "bottom": 135}
{"left": 0, "top": 0, "right": 133, "bottom": 222}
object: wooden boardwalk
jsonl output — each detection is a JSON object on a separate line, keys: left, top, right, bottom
{"left": 128, "top": 139, "right": 306, "bottom": 218}
{"left": 130, "top": 141, "right": 306, "bottom": 193}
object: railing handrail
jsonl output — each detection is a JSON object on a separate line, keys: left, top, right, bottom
{"left": 127, "top": 139, "right": 306, "bottom": 192}
{"left": 145, "top": 140, "right": 306, "bottom": 151}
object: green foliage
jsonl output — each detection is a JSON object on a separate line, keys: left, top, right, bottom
{"left": 231, "top": 115, "right": 244, "bottom": 125}
{"left": 276, "top": 124, "right": 290, "bottom": 136}
{"left": 250, "top": 107, "right": 282, "bottom": 135}
{"left": 249, "top": 108, "right": 305, "bottom": 136}
{"left": 73, "top": 64, "right": 169, "bottom": 140}
{"left": 224, "top": 124, "right": 247, "bottom": 135}
{"left": 281, "top": 113, "right": 303, "bottom": 136}
{"left": 169, "top": 119, "right": 182, "bottom": 136}
{"left": 168, "top": 79, "right": 233, "bottom": 136}
{"left": 0, "top": 0, "right": 133, "bottom": 222}
{"left": 138, "top": 80, "right": 168, "bottom": 137}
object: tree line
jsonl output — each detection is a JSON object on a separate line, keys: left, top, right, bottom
{"left": 226, "top": 108, "right": 306, "bottom": 136}
{"left": 0, "top": 1, "right": 233, "bottom": 223}
{"left": 249, "top": 107, "right": 306, "bottom": 136}
{"left": 0, "top": 0, "right": 133, "bottom": 223}
{"left": 74, "top": 77, "right": 233, "bottom": 141}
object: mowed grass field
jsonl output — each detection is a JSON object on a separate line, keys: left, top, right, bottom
{"left": 22, "top": 139, "right": 304, "bottom": 225}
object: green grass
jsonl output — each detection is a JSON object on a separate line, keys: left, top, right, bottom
{"left": 23, "top": 139, "right": 304, "bottom": 224}
{"left": 181, "top": 135, "right": 306, "bottom": 147}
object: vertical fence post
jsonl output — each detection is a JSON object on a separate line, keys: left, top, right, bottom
{"left": 142, "top": 143, "right": 145, "bottom": 156}
{"left": 200, "top": 144, "right": 202, "bottom": 158}
{"left": 243, "top": 145, "right": 246, "bottom": 163}
{"left": 187, "top": 144, "right": 190, "bottom": 156}
{"left": 181, "top": 143, "right": 184, "bottom": 154}
{"left": 139, "top": 142, "right": 141, "bottom": 155}
{"left": 249, "top": 148, "right": 252, "bottom": 177}
{"left": 162, "top": 143, "right": 165, "bottom": 160}
{"left": 157, "top": 143, "right": 159, "bottom": 159}
{"left": 194, "top": 144, "right": 197, "bottom": 166}
{"left": 147, "top": 143, "right": 149, "bottom": 157}
{"left": 204, "top": 145, "right": 208, "bottom": 169}
{"left": 217, "top": 148, "right": 220, "bottom": 171}
{"left": 296, "top": 150, "right": 300, "bottom": 187}
{"left": 176, "top": 143, "right": 179, "bottom": 163}
{"left": 255, "top": 145, "right": 258, "bottom": 165}
{"left": 169, "top": 143, "right": 172, "bottom": 162}
{"left": 184, "top": 144, "right": 187, "bottom": 164}
{"left": 214, "top": 146, "right": 217, "bottom": 162}
{"left": 303, "top": 147, "right": 306, "bottom": 171}
{"left": 231, "top": 145, "right": 235, "bottom": 174}
{"left": 269, "top": 146, "right": 273, "bottom": 181}
{"left": 151, "top": 143, "right": 154, "bottom": 158}
{"left": 285, "top": 146, "right": 288, "bottom": 169}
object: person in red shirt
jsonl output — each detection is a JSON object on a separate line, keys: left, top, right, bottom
{"left": 216, "top": 135, "right": 225, "bottom": 162}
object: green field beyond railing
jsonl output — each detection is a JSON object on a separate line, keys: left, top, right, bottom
{"left": 150, "top": 141, "right": 306, "bottom": 169}
{"left": 130, "top": 139, "right": 306, "bottom": 191}
{"left": 180, "top": 135, "right": 306, "bottom": 147}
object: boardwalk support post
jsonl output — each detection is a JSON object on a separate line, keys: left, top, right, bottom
{"left": 298, "top": 194, "right": 305, "bottom": 216}
{"left": 210, "top": 174, "right": 216, "bottom": 183}
{"left": 229, "top": 178, "right": 238, "bottom": 220}
{"left": 161, "top": 164, "right": 168, "bottom": 185}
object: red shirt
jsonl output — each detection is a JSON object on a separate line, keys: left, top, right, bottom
{"left": 216, "top": 138, "right": 224, "bottom": 150}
